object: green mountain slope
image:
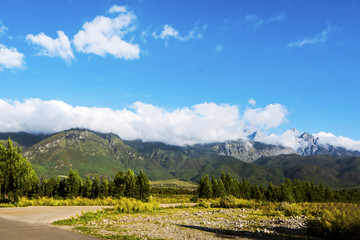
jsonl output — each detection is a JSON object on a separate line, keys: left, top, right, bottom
{"left": 2, "top": 129, "right": 360, "bottom": 188}
{"left": 0, "top": 132, "right": 49, "bottom": 149}
{"left": 254, "top": 154, "right": 360, "bottom": 188}
{"left": 24, "top": 129, "right": 173, "bottom": 179}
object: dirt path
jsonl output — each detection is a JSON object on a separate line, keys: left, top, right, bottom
{"left": 0, "top": 217, "right": 101, "bottom": 240}
{"left": 0, "top": 206, "right": 109, "bottom": 224}
{"left": 0, "top": 206, "right": 109, "bottom": 240}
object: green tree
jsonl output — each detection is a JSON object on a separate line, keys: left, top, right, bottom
{"left": 91, "top": 175, "right": 100, "bottom": 199}
{"left": 124, "top": 169, "right": 138, "bottom": 198}
{"left": 99, "top": 178, "right": 109, "bottom": 198}
{"left": 136, "top": 170, "right": 151, "bottom": 201}
{"left": 111, "top": 171, "right": 125, "bottom": 198}
{"left": 65, "top": 169, "right": 82, "bottom": 198}
{"left": 197, "top": 175, "right": 212, "bottom": 199}
{"left": 212, "top": 177, "right": 226, "bottom": 198}
{"left": 0, "top": 139, "right": 39, "bottom": 203}
{"left": 82, "top": 176, "right": 92, "bottom": 198}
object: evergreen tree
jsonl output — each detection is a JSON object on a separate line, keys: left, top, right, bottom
{"left": 212, "top": 177, "right": 226, "bottom": 198}
{"left": 124, "top": 169, "right": 137, "bottom": 198}
{"left": 136, "top": 170, "right": 151, "bottom": 201}
{"left": 112, "top": 171, "right": 125, "bottom": 198}
{"left": 265, "top": 183, "right": 276, "bottom": 201}
{"left": 82, "top": 176, "right": 92, "bottom": 198}
{"left": 197, "top": 175, "right": 212, "bottom": 199}
{"left": 65, "top": 169, "right": 82, "bottom": 198}
{"left": 91, "top": 175, "right": 100, "bottom": 198}
{"left": 99, "top": 178, "right": 109, "bottom": 198}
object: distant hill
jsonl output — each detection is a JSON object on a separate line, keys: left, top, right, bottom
{"left": 1, "top": 128, "right": 360, "bottom": 188}
{"left": 0, "top": 132, "right": 49, "bottom": 149}
{"left": 254, "top": 154, "right": 360, "bottom": 188}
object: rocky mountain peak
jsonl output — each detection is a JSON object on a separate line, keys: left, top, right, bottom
{"left": 247, "top": 131, "right": 265, "bottom": 141}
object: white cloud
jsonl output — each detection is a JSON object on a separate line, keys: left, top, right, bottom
{"left": 260, "top": 129, "right": 303, "bottom": 150}
{"left": 244, "top": 14, "right": 264, "bottom": 29}
{"left": 73, "top": 6, "right": 140, "bottom": 60}
{"left": 26, "top": 31, "right": 75, "bottom": 64}
{"left": 152, "top": 24, "right": 194, "bottom": 41}
{"left": 314, "top": 132, "right": 360, "bottom": 152}
{"left": 248, "top": 98, "right": 256, "bottom": 106}
{"left": 108, "top": 5, "right": 127, "bottom": 14}
{"left": 288, "top": 25, "right": 340, "bottom": 48}
{"left": 267, "top": 12, "right": 286, "bottom": 23}
{"left": 0, "top": 98, "right": 291, "bottom": 145}
{"left": 0, "top": 44, "right": 25, "bottom": 70}
{"left": 243, "top": 12, "right": 286, "bottom": 29}
{"left": 258, "top": 129, "right": 360, "bottom": 152}
{"left": 215, "top": 44, "right": 223, "bottom": 53}
{"left": 244, "top": 103, "right": 288, "bottom": 129}
{"left": 1, "top": 98, "right": 359, "bottom": 151}
{"left": 152, "top": 24, "right": 204, "bottom": 46}
{"left": 0, "top": 22, "right": 8, "bottom": 36}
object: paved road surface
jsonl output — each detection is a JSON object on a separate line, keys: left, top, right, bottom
{"left": 0, "top": 206, "right": 108, "bottom": 240}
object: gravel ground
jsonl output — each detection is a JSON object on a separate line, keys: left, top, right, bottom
{"left": 71, "top": 208, "right": 317, "bottom": 240}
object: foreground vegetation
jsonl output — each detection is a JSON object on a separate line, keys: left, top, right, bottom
{"left": 51, "top": 197, "right": 359, "bottom": 240}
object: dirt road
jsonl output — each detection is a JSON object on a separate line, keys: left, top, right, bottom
{"left": 0, "top": 206, "right": 108, "bottom": 240}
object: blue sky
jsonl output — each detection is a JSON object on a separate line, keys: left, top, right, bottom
{"left": 0, "top": 0, "right": 359, "bottom": 147}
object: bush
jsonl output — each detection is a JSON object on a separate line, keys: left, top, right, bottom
{"left": 306, "top": 203, "right": 360, "bottom": 239}
{"left": 114, "top": 198, "right": 159, "bottom": 213}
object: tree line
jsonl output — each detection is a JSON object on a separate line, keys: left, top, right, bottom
{"left": 196, "top": 172, "right": 360, "bottom": 203}
{"left": 0, "top": 139, "right": 151, "bottom": 203}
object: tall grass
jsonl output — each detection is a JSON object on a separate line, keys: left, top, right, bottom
{"left": 114, "top": 198, "right": 159, "bottom": 213}
{"left": 306, "top": 202, "right": 360, "bottom": 240}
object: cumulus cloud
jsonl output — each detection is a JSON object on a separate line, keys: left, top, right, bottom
{"left": 244, "top": 103, "right": 288, "bottom": 129}
{"left": 0, "top": 44, "right": 25, "bottom": 70}
{"left": 73, "top": 5, "right": 140, "bottom": 60}
{"left": 248, "top": 98, "right": 256, "bottom": 106}
{"left": 26, "top": 31, "right": 75, "bottom": 64}
{"left": 260, "top": 129, "right": 303, "bottom": 150}
{"left": 108, "top": 5, "right": 127, "bottom": 14}
{"left": 288, "top": 25, "right": 340, "bottom": 48}
{"left": 0, "top": 98, "right": 292, "bottom": 145}
{"left": 152, "top": 25, "right": 194, "bottom": 41}
{"left": 314, "top": 132, "right": 360, "bottom": 152}
{"left": 256, "top": 129, "right": 360, "bottom": 152}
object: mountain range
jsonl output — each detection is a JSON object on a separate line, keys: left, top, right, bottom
{"left": 1, "top": 128, "right": 360, "bottom": 188}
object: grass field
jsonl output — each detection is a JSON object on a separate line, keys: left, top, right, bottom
{"left": 150, "top": 179, "right": 197, "bottom": 189}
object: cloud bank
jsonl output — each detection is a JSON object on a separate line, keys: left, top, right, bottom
{"left": 0, "top": 98, "right": 289, "bottom": 145}
{"left": 259, "top": 129, "right": 360, "bottom": 152}
{"left": 0, "top": 98, "right": 358, "bottom": 150}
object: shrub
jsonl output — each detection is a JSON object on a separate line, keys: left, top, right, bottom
{"left": 306, "top": 203, "right": 360, "bottom": 239}
{"left": 114, "top": 198, "right": 159, "bottom": 213}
